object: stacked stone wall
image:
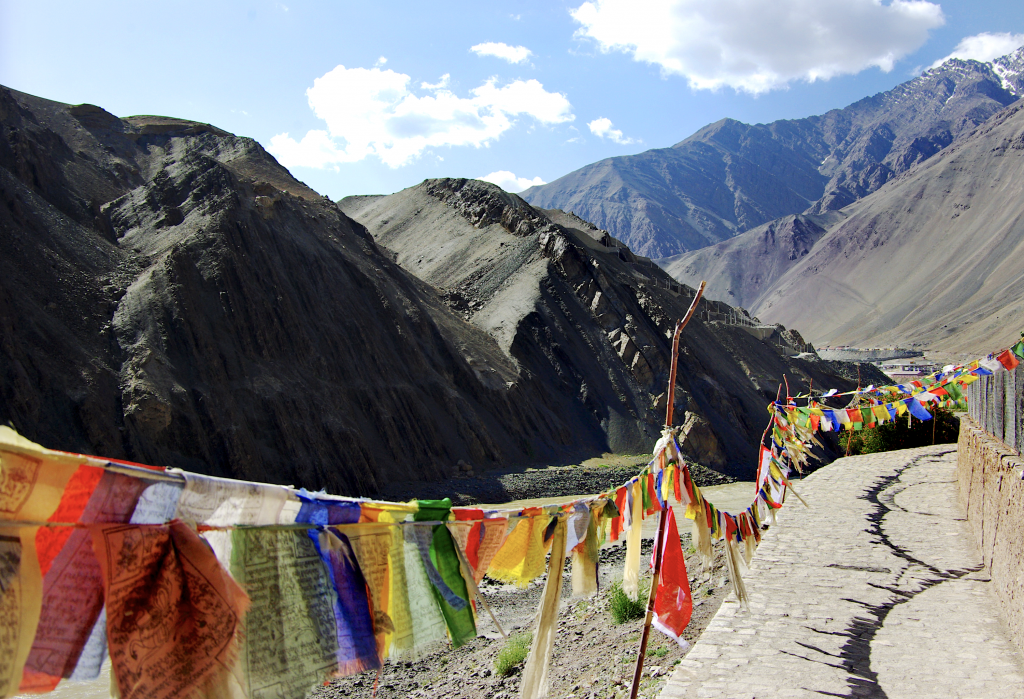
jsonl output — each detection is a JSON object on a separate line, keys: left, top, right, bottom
{"left": 958, "top": 417, "right": 1024, "bottom": 657}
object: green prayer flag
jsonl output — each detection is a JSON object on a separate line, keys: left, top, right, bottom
{"left": 231, "top": 529, "right": 341, "bottom": 696}
{"left": 1013, "top": 340, "right": 1024, "bottom": 359}
{"left": 415, "top": 499, "right": 476, "bottom": 648}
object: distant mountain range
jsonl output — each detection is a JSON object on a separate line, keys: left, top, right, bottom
{"left": 664, "top": 98, "right": 1024, "bottom": 356}
{"left": 522, "top": 47, "right": 1024, "bottom": 259}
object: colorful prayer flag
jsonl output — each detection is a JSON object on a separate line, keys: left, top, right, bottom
{"left": 651, "top": 511, "right": 692, "bottom": 649}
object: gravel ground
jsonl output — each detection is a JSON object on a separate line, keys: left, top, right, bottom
{"left": 380, "top": 458, "right": 735, "bottom": 506}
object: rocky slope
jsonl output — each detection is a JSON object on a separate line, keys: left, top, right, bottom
{"left": 673, "top": 99, "right": 1024, "bottom": 355}
{"left": 522, "top": 49, "right": 1024, "bottom": 258}
{"left": 341, "top": 179, "right": 864, "bottom": 477}
{"left": 0, "top": 87, "right": 621, "bottom": 494}
{"left": 658, "top": 212, "right": 844, "bottom": 309}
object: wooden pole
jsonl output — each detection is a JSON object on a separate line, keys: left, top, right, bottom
{"left": 630, "top": 281, "right": 705, "bottom": 699}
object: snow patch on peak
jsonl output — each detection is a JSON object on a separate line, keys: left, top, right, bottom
{"left": 991, "top": 45, "right": 1024, "bottom": 96}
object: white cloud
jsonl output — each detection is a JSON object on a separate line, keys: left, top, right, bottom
{"left": 928, "top": 32, "right": 1024, "bottom": 69}
{"left": 421, "top": 74, "right": 451, "bottom": 90}
{"left": 374, "top": 56, "right": 387, "bottom": 68}
{"left": 478, "top": 171, "right": 546, "bottom": 193}
{"left": 268, "top": 65, "right": 573, "bottom": 169}
{"left": 570, "top": 0, "right": 945, "bottom": 94}
{"left": 587, "top": 117, "right": 635, "bottom": 144}
{"left": 471, "top": 42, "right": 533, "bottom": 64}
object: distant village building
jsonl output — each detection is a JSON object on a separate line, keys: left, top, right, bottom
{"left": 878, "top": 361, "right": 938, "bottom": 382}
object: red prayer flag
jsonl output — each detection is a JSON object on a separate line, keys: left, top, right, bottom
{"left": 755, "top": 447, "right": 771, "bottom": 495}
{"left": 651, "top": 511, "right": 692, "bottom": 648}
{"left": 997, "top": 349, "right": 1020, "bottom": 371}
{"left": 610, "top": 487, "right": 628, "bottom": 541}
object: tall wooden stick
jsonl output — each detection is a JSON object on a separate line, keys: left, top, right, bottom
{"left": 630, "top": 280, "right": 705, "bottom": 699}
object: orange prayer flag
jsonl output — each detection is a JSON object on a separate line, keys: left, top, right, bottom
{"left": 90, "top": 521, "right": 249, "bottom": 699}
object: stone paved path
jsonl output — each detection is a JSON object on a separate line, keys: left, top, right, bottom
{"left": 659, "top": 444, "right": 1024, "bottom": 699}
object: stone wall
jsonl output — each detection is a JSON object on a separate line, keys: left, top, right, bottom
{"left": 967, "top": 363, "right": 1023, "bottom": 455}
{"left": 957, "top": 417, "right": 1024, "bottom": 657}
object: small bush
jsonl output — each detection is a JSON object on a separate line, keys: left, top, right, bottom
{"left": 647, "top": 646, "right": 669, "bottom": 658}
{"left": 609, "top": 581, "right": 648, "bottom": 624}
{"left": 494, "top": 632, "right": 532, "bottom": 676}
{"left": 839, "top": 404, "right": 959, "bottom": 455}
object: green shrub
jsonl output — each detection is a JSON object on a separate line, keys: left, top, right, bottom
{"left": 646, "top": 646, "right": 669, "bottom": 658}
{"left": 839, "top": 404, "right": 959, "bottom": 456}
{"left": 494, "top": 632, "right": 532, "bottom": 676}
{"left": 609, "top": 581, "right": 648, "bottom": 624}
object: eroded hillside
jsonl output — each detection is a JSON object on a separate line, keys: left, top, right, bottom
{"left": 342, "top": 179, "right": 866, "bottom": 477}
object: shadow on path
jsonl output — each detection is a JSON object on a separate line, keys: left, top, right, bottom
{"left": 797, "top": 448, "right": 981, "bottom": 698}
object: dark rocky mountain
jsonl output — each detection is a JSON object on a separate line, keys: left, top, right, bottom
{"left": 0, "top": 87, "right": 602, "bottom": 494}
{"left": 669, "top": 99, "right": 1024, "bottom": 356}
{"left": 522, "top": 48, "right": 1024, "bottom": 259}
{"left": 0, "top": 86, "right": 868, "bottom": 489}
{"left": 340, "top": 179, "right": 868, "bottom": 477}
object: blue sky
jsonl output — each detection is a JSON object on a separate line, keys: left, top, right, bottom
{"left": 2, "top": 0, "right": 1023, "bottom": 199}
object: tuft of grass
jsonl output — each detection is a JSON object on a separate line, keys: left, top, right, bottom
{"left": 646, "top": 646, "right": 669, "bottom": 658}
{"left": 494, "top": 632, "right": 532, "bottom": 676}
{"left": 574, "top": 600, "right": 590, "bottom": 619}
{"left": 609, "top": 581, "right": 648, "bottom": 624}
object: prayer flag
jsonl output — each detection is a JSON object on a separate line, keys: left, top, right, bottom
{"left": 519, "top": 518, "right": 568, "bottom": 699}
{"left": 488, "top": 513, "right": 550, "bottom": 587}
{"left": 21, "top": 471, "right": 148, "bottom": 691}
{"left": 907, "top": 398, "right": 933, "bottom": 421}
{"left": 610, "top": 487, "right": 628, "bottom": 542}
{"left": 755, "top": 447, "right": 772, "bottom": 495}
{"left": 997, "top": 349, "right": 1020, "bottom": 371}
{"left": 230, "top": 528, "right": 340, "bottom": 696}
{"left": 415, "top": 499, "right": 476, "bottom": 648}
{"left": 651, "top": 511, "right": 692, "bottom": 649}
{"left": 317, "top": 529, "right": 382, "bottom": 676}
{"left": 623, "top": 481, "right": 644, "bottom": 598}
{"left": 571, "top": 504, "right": 601, "bottom": 598}
{"left": 980, "top": 357, "right": 1003, "bottom": 373}
{"left": 92, "top": 521, "right": 249, "bottom": 699}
